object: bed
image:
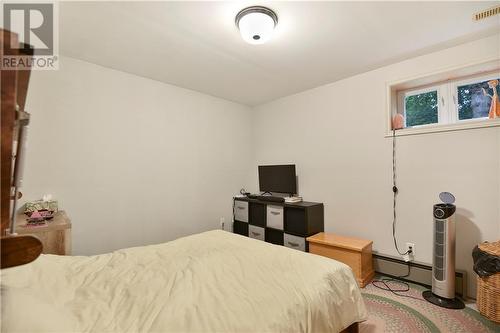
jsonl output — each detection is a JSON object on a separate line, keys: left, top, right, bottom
{"left": 1, "top": 230, "right": 366, "bottom": 333}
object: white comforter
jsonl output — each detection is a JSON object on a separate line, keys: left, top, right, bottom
{"left": 1, "top": 230, "right": 366, "bottom": 333}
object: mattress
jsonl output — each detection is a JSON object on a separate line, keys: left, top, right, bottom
{"left": 1, "top": 230, "right": 367, "bottom": 333}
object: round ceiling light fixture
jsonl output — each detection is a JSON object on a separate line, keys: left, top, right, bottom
{"left": 235, "top": 6, "right": 278, "bottom": 45}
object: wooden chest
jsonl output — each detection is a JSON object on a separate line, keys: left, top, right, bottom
{"left": 307, "top": 232, "right": 374, "bottom": 287}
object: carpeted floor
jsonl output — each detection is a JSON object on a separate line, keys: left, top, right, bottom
{"left": 359, "top": 277, "right": 500, "bottom": 333}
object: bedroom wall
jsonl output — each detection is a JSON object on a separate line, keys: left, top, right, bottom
{"left": 252, "top": 34, "right": 500, "bottom": 297}
{"left": 23, "top": 56, "right": 254, "bottom": 255}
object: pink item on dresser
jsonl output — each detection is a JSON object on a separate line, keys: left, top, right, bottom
{"left": 30, "top": 211, "right": 42, "bottom": 219}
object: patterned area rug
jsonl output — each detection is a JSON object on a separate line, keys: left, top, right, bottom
{"left": 360, "top": 278, "right": 499, "bottom": 333}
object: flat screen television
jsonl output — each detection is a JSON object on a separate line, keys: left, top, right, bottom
{"left": 258, "top": 164, "right": 297, "bottom": 195}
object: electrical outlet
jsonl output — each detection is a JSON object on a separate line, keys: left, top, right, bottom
{"left": 220, "top": 217, "right": 225, "bottom": 230}
{"left": 405, "top": 242, "right": 415, "bottom": 261}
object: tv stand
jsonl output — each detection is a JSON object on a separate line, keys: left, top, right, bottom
{"left": 233, "top": 197, "right": 324, "bottom": 252}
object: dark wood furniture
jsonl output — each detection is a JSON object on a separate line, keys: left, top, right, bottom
{"left": 1, "top": 28, "right": 42, "bottom": 269}
{"left": 233, "top": 197, "right": 324, "bottom": 252}
{"left": 341, "top": 322, "right": 359, "bottom": 333}
{"left": 1, "top": 235, "right": 43, "bottom": 268}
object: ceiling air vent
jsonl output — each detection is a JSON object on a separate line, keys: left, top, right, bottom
{"left": 473, "top": 5, "right": 500, "bottom": 21}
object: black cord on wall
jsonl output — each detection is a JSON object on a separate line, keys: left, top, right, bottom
{"left": 391, "top": 128, "right": 410, "bottom": 257}
{"left": 370, "top": 128, "right": 419, "bottom": 299}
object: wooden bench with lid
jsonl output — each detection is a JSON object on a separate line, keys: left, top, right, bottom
{"left": 307, "top": 232, "right": 374, "bottom": 287}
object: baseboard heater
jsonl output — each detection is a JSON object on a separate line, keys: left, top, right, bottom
{"left": 373, "top": 253, "right": 468, "bottom": 299}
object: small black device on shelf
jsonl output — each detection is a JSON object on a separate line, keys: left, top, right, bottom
{"left": 254, "top": 195, "right": 284, "bottom": 203}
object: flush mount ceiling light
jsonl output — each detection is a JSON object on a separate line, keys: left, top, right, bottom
{"left": 235, "top": 6, "right": 278, "bottom": 45}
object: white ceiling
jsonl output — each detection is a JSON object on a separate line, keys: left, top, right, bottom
{"left": 59, "top": 1, "right": 500, "bottom": 106}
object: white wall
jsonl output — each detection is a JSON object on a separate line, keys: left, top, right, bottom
{"left": 23, "top": 35, "right": 499, "bottom": 298}
{"left": 252, "top": 34, "right": 500, "bottom": 297}
{"left": 23, "top": 56, "right": 253, "bottom": 255}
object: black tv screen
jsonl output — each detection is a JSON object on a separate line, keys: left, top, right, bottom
{"left": 258, "top": 165, "right": 297, "bottom": 194}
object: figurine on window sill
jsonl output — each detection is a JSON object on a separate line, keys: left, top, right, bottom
{"left": 482, "top": 79, "right": 500, "bottom": 119}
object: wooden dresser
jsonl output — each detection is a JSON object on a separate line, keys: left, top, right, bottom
{"left": 15, "top": 211, "right": 72, "bottom": 255}
{"left": 307, "top": 232, "right": 374, "bottom": 287}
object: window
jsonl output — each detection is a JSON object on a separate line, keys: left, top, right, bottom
{"left": 396, "top": 72, "right": 500, "bottom": 131}
{"left": 403, "top": 89, "right": 439, "bottom": 127}
{"left": 455, "top": 76, "right": 499, "bottom": 121}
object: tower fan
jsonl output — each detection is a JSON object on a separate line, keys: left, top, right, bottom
{"left": 422, "top": 192, "right": 464, "bottom": 309}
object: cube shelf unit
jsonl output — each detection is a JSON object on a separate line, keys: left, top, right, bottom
{"left": 233, "top": 197, "right": 324, "bottom": 252}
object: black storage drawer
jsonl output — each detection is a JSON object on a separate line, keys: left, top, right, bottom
{"left": 249, "top": 202, "right": 266, "bottom": 227}
{"left": 265, "top": 228, "right": 284, "bottom": 246}
{"left": 232, "top": 197, "right": 323, "bottom": 250}
{"left": 285, "top": 208, "right": 306, "bottom": 236}
{"left": 233, "top": 220, "right": 248, "bottom": 236}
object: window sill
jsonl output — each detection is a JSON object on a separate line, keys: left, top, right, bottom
{"left": 384, "top": 118, "right": 500, "bottom": 137}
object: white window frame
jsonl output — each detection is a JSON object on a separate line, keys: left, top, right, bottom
{"left": 391, "top": 70, "right": 500, "bottom": 136}
{"left": 398, "top": 85, "right": 445, "bottom": 128}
